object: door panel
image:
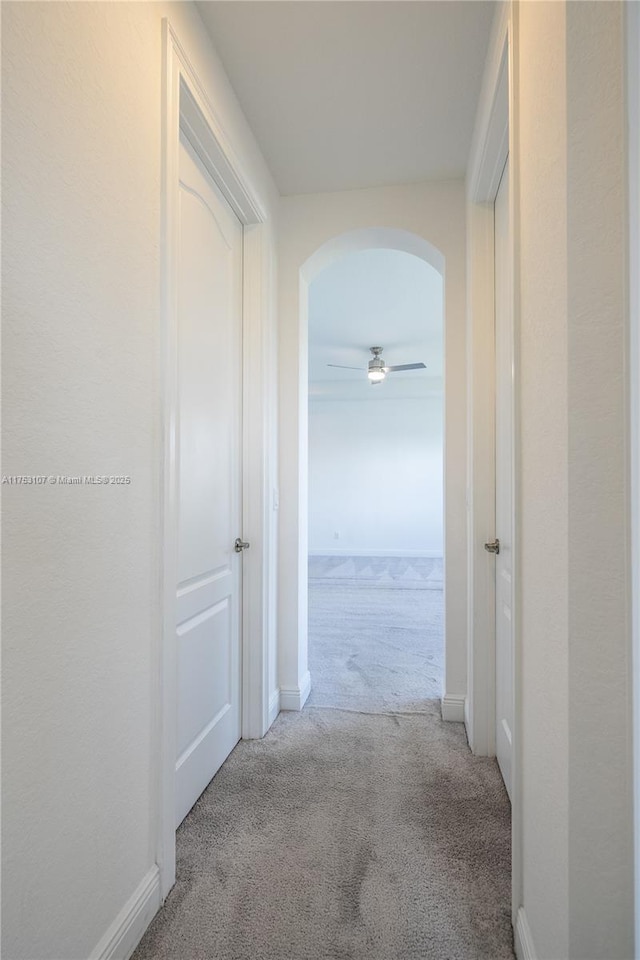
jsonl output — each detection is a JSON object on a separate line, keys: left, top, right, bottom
{"left": 495, "top": 156, "right": 513, "bottom": 800}
{"left": 175, "top": 133, "right": 243, "bottom": 827}
{"left": 177, "top": 599, "right": 231, "bottom": 758}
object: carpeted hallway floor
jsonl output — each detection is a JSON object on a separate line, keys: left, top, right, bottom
{"left": 134, "top": 557, "right": 513, "bottom": 960}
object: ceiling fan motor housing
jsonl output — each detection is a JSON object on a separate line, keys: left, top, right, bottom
{"left": 368, "top": 346, "right": 386, "bottom": 376}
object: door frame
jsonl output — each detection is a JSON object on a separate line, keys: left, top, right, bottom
{"left": 465, "top": 0, "right": 522, "bottom": 930}
{"left": 158, "top": 20, "right": 272, "bottom": 899}
{"left": 627, "top": 0, "right": 640, "bottom": 950}
{"left": 298, "top": 228, "right": 446, "bottom": 712}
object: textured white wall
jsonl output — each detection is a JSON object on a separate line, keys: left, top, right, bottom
{"left": 629, "top": 0, "right": 640, "bottom": 950}
{"left": 308, "top": 397, "right": 443, "bottom": 556}
{"left": 515, "top": 2, "right": 633, "bottom": 957}
{"left": 564, "top": 4, "right": 632, "bottom": 955}
{"left": 278, "top": 182, "right": 467, "bottom": 706}
{"left": 1, "top": 4, "right": 278, "bottom": 958}
{"left": 516, "top": 4, "right": 570, "bottom": 953}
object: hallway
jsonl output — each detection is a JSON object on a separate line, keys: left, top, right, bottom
{"left": 134, "top": 559, "right": 512, "bottom": 960}
{"left": 3, "top": 4, "right": 635, "bottom": 958}
{"left": 134, "top": 719, "right": 512, "bottom": 960}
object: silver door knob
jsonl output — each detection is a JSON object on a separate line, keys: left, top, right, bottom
{"left": 484, "top": 539, "right": 500, "bottom": 555}
{"left": 234, "top": 538, "right": 250, "bottom": 553}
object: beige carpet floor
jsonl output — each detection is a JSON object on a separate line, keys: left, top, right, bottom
{"left": 134, "top": 704, "right": 513, "bottom": 960}
{"left": 134, "top": 560, "right": 512, "bottom": 959}
{"left": 307, "top": 582, "right": 443, "bottom": 709}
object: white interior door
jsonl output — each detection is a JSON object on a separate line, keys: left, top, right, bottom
{"left": 494, "top": 156, "right": 514, "bottom": 800}
{"left": 175, "top": 133, "right": 243, "bottom": 827}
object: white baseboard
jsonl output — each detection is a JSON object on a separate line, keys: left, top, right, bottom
{"left": 90, "top": 865, "right": 160, "bottom": 960}
{"left": 280, "top": 671, "right": 311, "bottom": 711}
{"left": 514, "top": 907, "right": 538, "bottom": 960}
{"left": 268, "top": 688, "right": 280, "bottom": 727}
{"left": 308, "top": 549, "right": 443, "bottom": 559}
{"left": 441, "top": 693, "right": 466, "bottom": 722}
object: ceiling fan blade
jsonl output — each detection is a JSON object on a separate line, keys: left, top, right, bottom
{"left": 327, "top": 363, "right": 363, "bottom": 371}
{"left": 386, "top": 362, "right": 427, "bottom": 372}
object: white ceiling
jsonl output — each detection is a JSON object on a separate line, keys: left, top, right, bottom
{"left": 197, "top": 1, "right": 496, "bottom": 196}
{"left": 308, "top": 248, "right": 443, "bottom": 400}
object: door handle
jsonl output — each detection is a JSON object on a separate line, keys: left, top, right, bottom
{"left": 234, "top": 538, "right": 250, "bottom": 553}
{"left": 484, "top": 538, "right": 500, "bottom": 555}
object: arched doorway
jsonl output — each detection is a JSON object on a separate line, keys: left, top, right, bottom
{"left": 306, "top": 242, "right": 444, "bottom": 710}
{"left": 280, "top": 227, "right": 453, "bottom": 713}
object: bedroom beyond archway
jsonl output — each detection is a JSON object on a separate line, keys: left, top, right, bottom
{"left": 306, "top": 245, "right": 444, "bottom": 711}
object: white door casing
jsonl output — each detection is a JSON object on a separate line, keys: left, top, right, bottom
{"left": 175, "top": 134, "right": 243, "bottom": 826}
{"left": 627, "top": 3, "right": 640, "bottom": 949}
{"left": 494, "top": 156, "right": 514, "bottom": 800}
{"left": 465, "top": 1, "right": 520, "bottom": 924}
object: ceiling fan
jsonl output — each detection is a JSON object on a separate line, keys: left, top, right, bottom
{"left": 328, "top": 346, "right": 426, "bottom": 385}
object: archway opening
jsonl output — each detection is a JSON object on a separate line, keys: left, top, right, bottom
{"left": 301, "top": 229, "right": 445, "bottom": 712}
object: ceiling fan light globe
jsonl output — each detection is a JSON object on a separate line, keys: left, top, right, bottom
{"left": 368, "top": 369, "right": 385, "bottom": 382}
